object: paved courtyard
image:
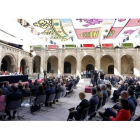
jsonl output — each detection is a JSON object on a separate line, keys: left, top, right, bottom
{"left": 8, "top": 79, "right": 140, "bottom": 121}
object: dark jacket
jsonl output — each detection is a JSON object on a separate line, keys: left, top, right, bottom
{"left": 0, "top": 87, "right": 9, "bottom": 95}
{"left": 6, "top": 91, "right": 22, "bottom": 105}
{"left": 76, "top": 99, "right": 90, "bottom": 120}
{"left": 128, "top": 97, "right": 136, "bottom": 114}
{"left": 89, "top": 95, "right": 99, "bottom": 114}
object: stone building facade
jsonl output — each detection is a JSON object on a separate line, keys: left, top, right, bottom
{"left": 1, "top": 42, "right": 140, "bottom": 77}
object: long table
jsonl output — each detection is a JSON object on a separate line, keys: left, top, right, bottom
{"left": 0, "top": 75, "right": 28, "bottom": 84}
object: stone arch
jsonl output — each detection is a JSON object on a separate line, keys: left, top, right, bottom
{"left": 1, "top": 54, "right": 16, "bottom": 72}
{"left": 64, "top": 55, "right": 77, "bottom": 74}
{"left": 20, "top": 58, "right": 29, "bottom": 74}
{"left": 47, "top": 55, "right": 58, "bottom": 73}
{"left": 121, "top": 54, "right": 134, "bottom": 74}
{"left": 100, "top": 55, "right": 114, "bottom": 74}
{"left": 33, "top": 55, "right": 41, "bottom": 73}
{"left": 81, "top": 55, "right": 95, "bottom": 72}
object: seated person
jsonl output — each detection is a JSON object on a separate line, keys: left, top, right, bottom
{"left": 66, "top": 80, "right": 73, "bottom": 90}
{"left": 0, "top": 82, "right": 9, "bottom": 96}
{"left": 67, "top": 92, "right": 89, "bottom": 121}
{"left": 127, "top": 87, "right": 137, "bottom": 107}
{"left": 31, "top": 82, "right": 39, "bottom": 96}
{"left": 35, "top": 85, "right": 45, "bottom": 100}
{"left": 112, "top": 83, "right": 128, "bottom": 102}
{"left": 134, "top": 82, "right": 140, "bottom": 98}
{"left": 6, "top": 86, "right": 22, "bottom": 120}
{"left": 0, "top": 89, "right": 5, "bottom": 112}
{"left": 45, "top": 83, "right": 55, "bottom": 106}
{"left": 4, "top": 81, "right": 11, "bottom": 92}
{"left": 99, "top": 91, "right": 135, "bottom": 118}
{"left": 96, "top": 86, "right": 103, "bottom": 109}
{"left": 88, "top": 87, "right": 99, "bottom": 120}
{"left": 28, "top": 80, "right": 34, "bottom": 89}
{"left": 103, "top": 98, "right": 131, "bottom": 121}
{"left": 18, "top": 81, "right": 24, "bottom": 93}
{"left": 22, "top": 83, "right": 31, "bottom": 99}
{"left": 100, "top": 84, "right": 108, "bottom": 106}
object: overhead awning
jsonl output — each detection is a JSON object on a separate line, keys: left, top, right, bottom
{"left": 122, "top": 43, "right": 133, "bottom": 48}
{"left": 102, "top": 43, "right": 114, "bottom": 48}
{"left": 65, "top": 45, "right": 76, "bottom": 48}
{"left": 83, "top": 44, "right": 94, "bottom": 47}
{"left": 48, "top": 45, "right": 57, "bottom": 49}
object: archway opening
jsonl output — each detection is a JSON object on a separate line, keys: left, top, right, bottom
{"left": 33, "top": 56, "right": 41, "bottom": 73}
{"left": 1, "top": 55, "right": 16, "bottom": 72}
{"left": 121, "top": 55, "right": 133, "bottom": 74}
{"left": 64, "top": 62, "right": 71, "bottom": 73}
{"left": 47, "top": 56, "right": 58, "bottom": 73}
{"left": 101, "top": 55, "right": 114, "bottom": 74}
{"left": 20, "top": 59, "right": 28, "bottom": 74}
{"left": 86, "top": 64, "right": 94, "bottom": 71}
{"left": 82, "top": 55, "right": 95, "bottom": 72}
{"left": 108, "top": 65, "right": 114, "bottom": 74}
{"left": 64, "top": 55, "right": 77, "bottom": 74}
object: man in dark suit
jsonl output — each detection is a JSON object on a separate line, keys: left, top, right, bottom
{"left": 88, "top": 87, "right": 99, "bottom": 120}
{"left": 6, "top": 86, "right": 22, "bottom": 120}
{"left": 67, "top": 92, "right": 89, "bottom": 121}
{"left": 31, "top": 82, "right": 39, "bottom": 96}
{"left": 45, "top": 83, "right": 55, "bottom": 106}
{"left": 94, "top": 70, "right": 98, "bottom": 86}
{"left": 0, "top": 82, "right": 9, "bottom": 95}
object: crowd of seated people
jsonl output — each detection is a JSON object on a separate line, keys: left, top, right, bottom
{"left": 0, "top": 75, "right": 80, "bottom": 120}
{"left": 0, "top": 71, "right": 23, "bottom": 76}
{"left": 67, "top": 74, "right": 140, "bottom": 121}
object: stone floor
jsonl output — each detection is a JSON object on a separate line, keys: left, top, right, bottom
{"left": 7, "top": 79, "right": 140, "bottom": 121}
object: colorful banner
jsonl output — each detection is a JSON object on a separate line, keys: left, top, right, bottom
{"left": 75, "top": 28, "right": 100, "bottom": 39}
{"left": 48, "top": 45, "right": 57, "bottom": 49}
{"left": 122, "top": 43, "right": 133, "bottom": 48}
{"left": 102, "top": 44, "right": 113, "bottom": 48}
{"left": 72, "top": 19, "right": 103, "bottom": 29}
{"left": 65, "top": 45, "right": 76, "bottom": 48}
{"left": 83, "top": 44, "right": 94, "bottom": 47}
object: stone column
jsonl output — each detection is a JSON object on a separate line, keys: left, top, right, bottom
{"left": 133, "top": 48, "right": 140, "bottom": 76}
{"left": 76, "top": 47, "right": 81, "bottom": 77}
{"left": 29, "top": 60, "right": 33, "bottom": 75}
{"left": 114, "top": 48, "right": 121, "bottom": 76}
{"left": 95, "top": 48, "right": 101, "bottom": 70}
{"left": 58, "top": 48, "right": 63, "bottom": 76}
{"left": 40, "top": 47, "right": 46, "bottom": 74}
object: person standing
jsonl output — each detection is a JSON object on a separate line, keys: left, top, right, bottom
{"left": 94, "top": 70, "right": 98, "bottom": 86}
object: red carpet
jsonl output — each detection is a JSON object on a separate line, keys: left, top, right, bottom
{"left": 85, "top": 85, "right": 92, "bottom": 93}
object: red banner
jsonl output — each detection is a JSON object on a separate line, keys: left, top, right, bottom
{"left": 102, "top": 44, "right": 113, "bottom": 48}
{"left": 83, "top": 44, "right": 94, "bottom": 47}
{"left": 48, "top": 45, "right": 57, "bottom": 49}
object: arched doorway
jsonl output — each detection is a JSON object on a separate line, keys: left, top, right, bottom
{"left": 47, "top": 62, "right": 51, "bottom": 73}
{"left": 47, "top": 56, "right": 58, "bottom": 73}
{"left": 64, "top": 62, "right": 71, "bottom": 73}
{"left": 20, "top": 59, "right": 29, "bottom": 74}
{"left": 33, "top": 56, "right": 41, "bottom": 73}
{"left": 121, "top": 55, "right": 133, "bottom": 74}
{"left": 101, "top": 55, "right": 114, "bottom": 74}
{"left": 1, "top": 55, "right": 16, "bottom": 72}
{"left": 64, "top": 55, "right": 77, "bottom": 74}
{"left": 81, "top": 55, "right": 95, "bottom": 72}
{"left": 108, "top": 65, "right": 114, "bottom": 74}
{"left": 86, "top": 64, "right": 94, "bottom": 71}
